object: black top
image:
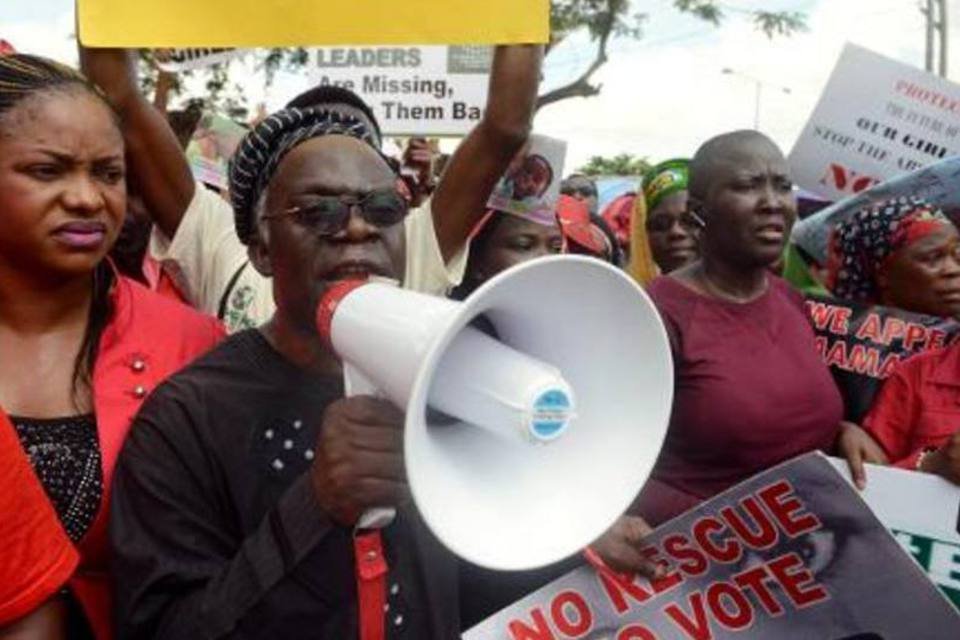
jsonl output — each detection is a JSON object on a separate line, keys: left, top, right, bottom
{"left": 12, "top": 413, "right": 103, "bottom": 543}
{"left": 109, "top": 330, "right": 460, "bottom": 640}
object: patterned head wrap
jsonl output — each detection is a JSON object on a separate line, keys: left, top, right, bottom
{"left": 229, "top": 106, "right": 383, "bottom": 245}
{"left": 643, "top": 159, "right": 689, "bottom": 212}
{"left": 827, "top": 196, "right": 954, "bottom": 303}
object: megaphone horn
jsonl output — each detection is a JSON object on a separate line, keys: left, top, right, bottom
{"left": 316, "top": 256, "right": 674, "bottom": 571}
{"left": 318, "top": 280, "right": 577, "bottom": 445}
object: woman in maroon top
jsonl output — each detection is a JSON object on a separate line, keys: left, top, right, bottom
{"left": 635, "top": 130, "right": 887, "bottom": 526}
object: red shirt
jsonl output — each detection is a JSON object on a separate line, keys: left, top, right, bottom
{"left": 0, "top": 409, "right": 78, "bottom": 625}
{"left": 864, "top": 345, "right": 960, "bottom": 469}
{"left": 69, "top": 275, "right": 224, "bottom": 639}
{"left": 142, "top": 254, "right": 190, "bottom": 305}
{"left": 636, "top": 276, "right": 844, "bottom": 525}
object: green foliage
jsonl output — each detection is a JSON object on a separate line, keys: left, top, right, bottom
{"left": 551, "top": 0, "right": 645, "bottom": 42}
{"left": 149, "top": 2, "right": 806, "bottom": 116}
{"left": 552, "top": 0, "right": 806, "bottom": 44}
{"left": 751, "top": 10, "right": 807, "bottom": 38}
{"left": 578, "top": 153, "right": 652, "bottom": 176}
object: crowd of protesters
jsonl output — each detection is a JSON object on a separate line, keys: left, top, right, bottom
{"left": 2, "top": 30, "right": 960, "bottom": 640}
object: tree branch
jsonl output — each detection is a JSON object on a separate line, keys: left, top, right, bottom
{"left": 536, "top": 16, "right": 612, "bottom": 110}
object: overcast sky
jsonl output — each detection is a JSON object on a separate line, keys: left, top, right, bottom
{"left": 3, "top": 0, "right": 958, "bottom": 170}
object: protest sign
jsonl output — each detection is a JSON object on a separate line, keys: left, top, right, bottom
{"left": 154, "top": 48, "right": 243, "bottom": 72}
{"left": 488, "top": 135, "right": 567, "bottom": 225}
{"left": 77, "top": 0, "right": 549, "bottom": 47}
{"left": 790, "top": 155, "right": 960, "bottom": 267}
{"left": 467, "top": 453, "right": 959, "bottom": 640}
{"left": 309, "top": 46, "right": 492, "bottom": 136}
{"left": 789, "top": 43, "right": 960, "bottom": 202}
{"left": 805, "top": 295, "right": 960, "bottom": 421}
{"left": 828, "top": 458, "right": 960, "bottom": 608}
{"left": 185, "top": 113, "right": 248, "bottom": 191}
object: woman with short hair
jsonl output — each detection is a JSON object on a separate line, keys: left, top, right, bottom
{"left": 636, "top": 130, "right": 885, "bottom": 526}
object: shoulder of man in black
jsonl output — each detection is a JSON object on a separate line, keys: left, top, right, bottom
{"left": 108, "top": 329, "right": 462, "bottom": 640}
{"left": 122, "top": 328, "right": 338, "bottom": 455}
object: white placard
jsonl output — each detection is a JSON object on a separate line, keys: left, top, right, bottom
{"left": 829, "top": 457, "right": 960, "bottom": 601}
{"left": 789, "top": 43, "right": 960, "bottom": 201}
{"left": 154, "top": 48, "right": 243, "bottom": 72}
{"left": 487, "top": 134, "right": 567, "bottom": 224}
{"left": 308, "top": 45, "right": 491, "bottom": 136}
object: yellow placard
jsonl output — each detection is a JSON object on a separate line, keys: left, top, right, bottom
{"left": 78, "top": 0, "right": 549, "bottom": 47}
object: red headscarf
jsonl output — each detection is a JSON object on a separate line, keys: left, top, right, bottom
{"left": 557, "top": 195, "right": 612, "bottom": 259}
{"left": 600, "top": 193, "right": 635, "bottom": 250}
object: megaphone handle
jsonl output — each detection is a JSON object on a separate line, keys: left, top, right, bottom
{"left": 342, "top": 365, "right": 398, "bottom": 530}
{"left": 343, "top": 362, "right": 382, "bottom": 398}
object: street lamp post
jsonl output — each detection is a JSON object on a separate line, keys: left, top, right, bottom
{"left": 722, "top": 67, "right": 791, "bottom": 130}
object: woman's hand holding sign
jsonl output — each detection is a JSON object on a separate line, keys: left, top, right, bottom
{"left": 837, "top": 421, "right": 889, "bottom": 490}
{"left": 589, "top": 515, "right": 666, "bottom": 581}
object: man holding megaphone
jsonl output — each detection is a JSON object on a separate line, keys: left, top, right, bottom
{"left": 104, "top": 42, "right": 662, "bottom": 640}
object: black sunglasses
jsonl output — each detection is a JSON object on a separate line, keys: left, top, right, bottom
{"left": 262, "top": 188, "right": 410, "bottom": 236}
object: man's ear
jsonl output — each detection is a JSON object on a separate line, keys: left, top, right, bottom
{"left": 248, "top": 232, "right": 273, "bottom": 277}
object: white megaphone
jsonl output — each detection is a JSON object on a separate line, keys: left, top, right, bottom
{"left": 316, "top": 255, "right": 673, "bottom": 571}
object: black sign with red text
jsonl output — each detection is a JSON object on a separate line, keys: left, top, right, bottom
{"left": 805, "top": 295, "right": 960, "bottom": 421}
{"left": 466, "top": 454, "right": 959, "bottom": 640}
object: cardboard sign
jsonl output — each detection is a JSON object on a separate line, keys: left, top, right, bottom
{"left": 308, "top": 46, "right": 492, "bottom": 136}
{"left": 155, "top": 48, "right": 243, "bottom": 72}
{"left": 789, "top": 43, "right": 960, "bottom": 202}
{"left": 77, "top": 0, "right": 549, "bottom": 47}
{"left": 467, "top": 453, "right": 959, "bottom": 639}
{"left": 487, "top": 135, "right": 567, "bottom": 225}
{"left": 828, "top": 458, "right": 960, "bottom": 607}
{"left": 805, "top": 295, "right": 960, "bottom": 421}
{"left": 790, "top": 155, "right": 960, "bottom": 267}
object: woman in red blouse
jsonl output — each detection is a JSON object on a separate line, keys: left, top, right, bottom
{"left": 0, "top": 54, "right": 223, "bottom": 639}
{"left": 864, "top": 345, "right": 960, "bottom": 482}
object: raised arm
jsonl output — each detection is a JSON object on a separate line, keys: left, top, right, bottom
{"left": 79, "top": 46, "right": 195, "bottom": 239}
{"left": 431, "top": 45, "right": 544, "bottom": 263}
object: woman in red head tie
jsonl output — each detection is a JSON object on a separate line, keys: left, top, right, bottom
{"left": 826, "top": 196, "right": 960, "bottom": 318}
{"left": 838, "top": 198, "right": 960, "bottom": 481}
